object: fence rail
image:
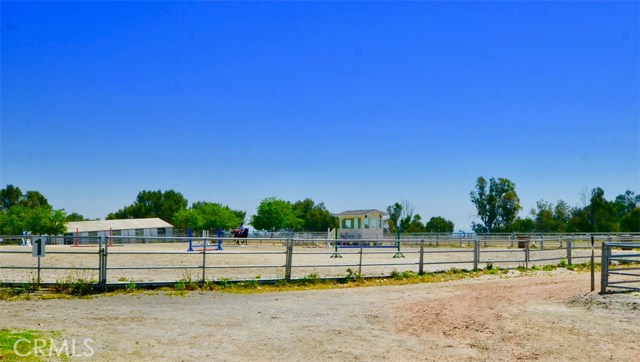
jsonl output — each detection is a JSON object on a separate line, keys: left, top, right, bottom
{"left": 0, "top": 234, "right": 633, "bottom": 288}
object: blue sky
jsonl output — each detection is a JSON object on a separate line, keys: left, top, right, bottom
{"left": 1, "top": 1, "right": 638, "bottom": 231}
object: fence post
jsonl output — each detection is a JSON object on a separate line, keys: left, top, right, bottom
{"left": 418, "top": 239, "right": 425, "bottom": 275}
{"left": 540, "top": 234, "right": 544, "bottom": 250}
{"left": 566, "top": 238, "right": 572, "bottom": 266}
{"left": 285, "top": 238, "right": 293, "bottom": 281}
{"left": 100, "top": 236, "right": 108, "bottom": 291}
{"left": 600, "top": 242, "right": 608, "bottom": 293}
{"left": 201, "top": 243, "right": 207, "bottom": 284}
{"left": 358, "top": 247, "right": 363, "bottom": 277}
{"left": 473, "top": 239, "right": 479, "bottom": 270}
{"left": 525, "top": 239, "right": 530, "bottom": 269}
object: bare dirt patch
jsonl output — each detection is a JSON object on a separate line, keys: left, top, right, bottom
{"left": 1, "top": 272, "right": 638, "bottom": 361}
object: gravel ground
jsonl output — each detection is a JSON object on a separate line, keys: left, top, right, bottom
{"left": 1, "top": 271, "right": 638, "bottom": 361}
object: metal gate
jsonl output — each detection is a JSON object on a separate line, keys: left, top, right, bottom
{"left": 601, "top": 241, "right": 640, "bottom": 293}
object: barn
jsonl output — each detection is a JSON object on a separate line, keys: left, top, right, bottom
{"left": 65, "top": 218, "right": 174, "bottom": 239}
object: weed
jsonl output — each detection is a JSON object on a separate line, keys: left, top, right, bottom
{"left": 125, "top": 280, "right": 137, "bottom": 293}
{"left": 346, "top": 268, "right": 357, "bottom": 281}
{"left": 174, "top": 280, "right": 186, "bottom": 291}
{"left": 558, "top": 259, "right": 569, "bottom": 268}
{"left": 217, "top": 278, "right": 231, "bottom": 289}
{"left": 50, "top": 277, "right": 96, "bottom": 297}
{"left": 300, "top": 273, "right": 320, "bottom": 285}
{"left": 485, "top": 262, "right": 494, "bottom": 271}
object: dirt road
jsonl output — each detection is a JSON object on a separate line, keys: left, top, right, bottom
{"left": 1, "top": 271, "right": 638, "bottom": 361}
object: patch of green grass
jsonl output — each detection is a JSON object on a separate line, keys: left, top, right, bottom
{"left": 0, "top": 329, "right": 65, "bottom": 361}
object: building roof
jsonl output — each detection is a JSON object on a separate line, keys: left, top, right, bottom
{"left": 334, "top": 209, "right": 387, "bottom": 216}
{"left": 66, "top": 218, "right": 173, "bottom": 233}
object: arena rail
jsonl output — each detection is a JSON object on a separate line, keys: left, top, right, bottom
{"left": 0, "top": 234, "right": 626, "bottom": 289}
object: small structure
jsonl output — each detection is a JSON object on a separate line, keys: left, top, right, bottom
{"left": 65, "top": 218, "right": 174, "bottom": 240}
{"left": 334, "top": 209, "right": 387, "bottom": 240}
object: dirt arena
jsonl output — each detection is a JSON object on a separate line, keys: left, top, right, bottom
{"left": 1, "top": 271, "right": 638, "bottom": 361}
{"left": 0, "top": 242, "right": 598, "bottom": 284}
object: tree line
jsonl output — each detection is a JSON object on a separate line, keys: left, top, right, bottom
{"left": 469, "top": 177, "right": 640, "bottom": 233}
{"left": 1, "top": 179, "right": 638, "bottom": 235}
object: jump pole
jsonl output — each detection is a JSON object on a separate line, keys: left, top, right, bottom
{"left": 109, "top": 227, "right": 113, "bottom": 247}
{"left": 216, "top": 228, "right": 223, "bottom": 251}
{"left": 187, "top": 228, "right": 194, "bottom": 252}
{"left": 393, "top": 230, "right": 405, "bottom": 258}
{"left": 74, "top": 228, "right": 79, "bottom": 247}
{"left": 330, "top": 228, "right": 342, "bottom": 258}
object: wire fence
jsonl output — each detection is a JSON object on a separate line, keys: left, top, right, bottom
{"left": 0, "top": 234, "right": 638, "bottom": 289}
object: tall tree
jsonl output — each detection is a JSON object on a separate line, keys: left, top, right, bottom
{"left": 470, "top": 177, "right": 521, "bottom": 233}
{"left": 251, "top": 197, "right": 304, "bottom": 231}
{"left": 386, "top": 200, "right": 415, "bottom": 233}
{"left": 107, "top": 189, "right": 188, "bottom": 224}
{"left": 386, "top": 202, "right": 402, "bottom": 233}
{"left": 588, "top": 187, "right": 617, "bottom": 232}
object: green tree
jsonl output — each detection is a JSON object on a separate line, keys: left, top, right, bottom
{"left": 169, "top": 202, "right": 245, "bottom": 230}
{"left": 293, "top": 199, "right": 338, "bottom": 231}
{"left": 0, "top": 185, "right": 65, "bottom": 234}
{"left": 614, "top": 190, "right": 640, "bottom": 215}
{"left": 21, "top": 191, "right": 51, "bottom": 209}
{"left": 251, "top": 197, "right": 304, "bottom": 231}
{"left": 588, "top": 187, "right": 617, "bottom": 232}
{"left": 620, "top": 208, "right": 640, "bottom": 232}
{"left": 529, "top": 199, "right": 573, "bottom": 232}
{"left": 0, "top": 205, "right": 66, "bottom": 235}
{"left": 508, "top": 217, "right": 536, "bottom": 233}
{"left": 0, "top": 184, "right": 24, "bottom": 210}
{"left": 404, "top": 214, "right": 425, "bottom": 233}
{"left": 386, "top": 200, "right": 415, "bottom": 233}
{"left": 65, "top": 212, "right": 87, "bottom": 222}
{"left": 470, "top": 177, "right": 521, "bottom": 233}
{"left": 172, "top": 208, "right": 204, "bottom": 230}
{"left": 195, "top": 202, "right": 245, "bottom": 230}
{"left": 107, "top": 189, "right": 188, "bottom": 223}
{"left": 386, "top": 202, "right": 402, "bottom": 233}
{"left": 424, "top": 216, "right": 454, "bottom": 233}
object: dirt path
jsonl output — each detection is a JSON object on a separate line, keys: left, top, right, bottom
{"left": 1, "top": 271, "right": 638, "bottom": 361}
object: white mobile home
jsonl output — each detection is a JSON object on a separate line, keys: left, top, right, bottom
{"left": 334, "top": 209, "right": 387, "bottom": 240}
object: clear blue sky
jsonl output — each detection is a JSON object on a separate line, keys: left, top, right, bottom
{"left": 1, "top": 1, "right": 638, "bottom": 231}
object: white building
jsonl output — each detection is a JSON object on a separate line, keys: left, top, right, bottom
{"left": 334, "top": 209, "right": 387, "bottom": 240}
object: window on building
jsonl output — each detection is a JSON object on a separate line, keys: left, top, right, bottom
{"left": 368, "top": 217, "right": 380, "bottom": 229}
{"left": 135, "top": 229, "right": 144, "bottom": 237}
{"left": 157, "top": 228, "right": 166, "bottom": 236}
